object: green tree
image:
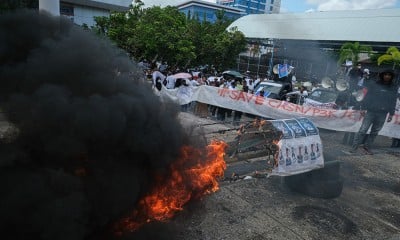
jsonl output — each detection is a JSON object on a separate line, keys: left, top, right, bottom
{"left": 93, "top": 1, "right": 145, "bottom": 58}
{"left": 136, "top": 6, "right": 196, "bottom": 67}
{"left": 213, "top": 27, "right": 246, "bottom": 70}
{"left": 338, "top": 42, "right": 372, "bottom": 67}
{"left": 94, "top": 5, "right": 195, "bottom": 67}
{"left": 93, "top": 3, "right": 246, "bottom": 70}
{"left": 377, "top": 46, "right": 400, "bottom": 70}
{"left": 186, "top": 10, "right": 246, "bottom": 70}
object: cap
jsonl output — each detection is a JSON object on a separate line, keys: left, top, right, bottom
{"left": 363, "top": 69, "right": 370, "bottom": 74}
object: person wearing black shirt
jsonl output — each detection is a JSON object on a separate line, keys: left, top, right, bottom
{"left": 350, "top": 69, "right": 397, "bottom": 154}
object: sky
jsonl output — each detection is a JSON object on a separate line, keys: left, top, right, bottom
{"left": 199, "top": 0, "right": 400, "bottom": 13}
{"left": 279, "top": 0, "right": 399, "bottom": 13}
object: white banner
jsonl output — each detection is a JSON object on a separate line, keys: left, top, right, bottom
{"left": 271, "top": 118, "right": 324, "bottom": 176}
{"left": 160, "top": 85, "right": 400, "bottom": 139}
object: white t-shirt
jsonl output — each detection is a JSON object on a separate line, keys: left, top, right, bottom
{"left": 190, "top": 79, "right": 200, "bottom": 86}
{"left": 152, "top": 71, "right": 166, "bottom": 86}
{"left": 165, "top": 75, "right": 176, "bottom": 89}
{"left": 291, "top": 75, "right": 297, "bottom": 84}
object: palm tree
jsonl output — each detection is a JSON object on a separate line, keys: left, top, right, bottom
{"left": 377, "top": 46, "right": 400, "bottom": 70}
{"left": 338, "top": 42, "right": 372, "bottom": 67}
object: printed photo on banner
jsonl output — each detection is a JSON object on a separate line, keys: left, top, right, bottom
{"left": 274, "top": 138, "right": 324, "bottom": 175}
{"left": 284, "top": 119, "right": 307, "bottom": 138}
{"left": 271, "top": 120, "right": 293, "bottom": 139}
{"left": 297, "top": 118, "right": 319, "bottom": 136}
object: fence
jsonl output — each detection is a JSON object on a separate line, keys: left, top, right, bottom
{"left": 236, "top": 54, "right": 338, "bottom": 82}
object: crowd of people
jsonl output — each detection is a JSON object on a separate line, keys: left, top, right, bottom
{"left": 146, "top": 62, "right": 267, "bottom": 125}
{"left": 144, "top": 60, "right": 400, "bottom": 153}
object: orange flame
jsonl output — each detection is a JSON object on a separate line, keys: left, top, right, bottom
{"left": 115, "top": 140, "right": 227, "bottom": 234}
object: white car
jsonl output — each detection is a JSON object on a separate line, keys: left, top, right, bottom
{"left": 303, "top": 88, "right": 339, "bottom": 109}
{"left": 254, "top": 80, "right": 292, "bottom": 100}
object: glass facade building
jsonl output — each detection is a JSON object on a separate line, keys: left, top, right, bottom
{"left": 217, "top": 0, "right": 281, "bottom": 14}
{"left": 176, "top": 1, "right": 245, "bottom": 23}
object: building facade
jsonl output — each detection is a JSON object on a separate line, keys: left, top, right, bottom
{"left": 176, "top": 0, "right": 245, "bottom": 23}
{"left": 60, "top": 0, "right": 131, "bottom": 26}
{"left": 59, "top": 0, "right": 245, "bottom": 26}
{"left": 228, "top": 8, "right": 400, "bottom": 79}
{"left": 217, "top": 0, "right": 281, "bottom": 14}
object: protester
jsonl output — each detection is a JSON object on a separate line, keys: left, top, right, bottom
{"left": 176, "top": 79, "right": 192, "bottom": 112}
{"left": 164, "top": 72, "right": 176, "bottom": 89}
{"left": 192, "top": 68, "right": 201, "bottom": 80}
{"left": 194, "top": 76, "right": 209, "bottom": 118}
{"left": 208, "top": 78, "right": 219, "bottom": 118}
{"left": 291, "top": 72, "right": 297, "bottom": 85}
{"left": 286, "top": 85, "right": 308, "bottom": 104}
{"left": 152, "top": 69, "right": 166, "bottom": 91}
{"left": 357, "top": 68, "right": 370, "bottom": 88}
{"left": 350, "top": 69, "right": 398, "bottom": 154}
{"left": 245, "top": 77, "right": 255, "bottom": 93}
{"left": 233, "top": 79, "right": 247, "bottom": 125}
{"left": 217, "top": 78, "right": 229, "bottom": 121}
{"left": 158, "top": 61, "right": 168, "bottom": 74}
{"left": 347, "top": 63, "right": 363, "bottom": 92}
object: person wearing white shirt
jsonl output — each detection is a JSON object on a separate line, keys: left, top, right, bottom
{"left": 164, "top": 75, "right": 175, "bottom": 89}
{"left": 190, "top": 79, "right": 200, "bottom": 87}
{"left": 245, "top": 77, "right": 255, "bottom": 93}
{"left": 177, "top": 79, "right": 192, "bottom": 112}
{"left": 291, "top": 74, "right": 297, "bottom": 87}
{"left": 286, "top": 86, "right": 308, "bottom": 104}
{"left": 152, "top": 70, "right": 166, "bottom": 91}
{"left": 357, "top": 69, "right": 370, "bottom": 88}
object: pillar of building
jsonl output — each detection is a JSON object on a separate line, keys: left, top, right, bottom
{"left": 39, "top": 0, "right": 60, "bottom": 16}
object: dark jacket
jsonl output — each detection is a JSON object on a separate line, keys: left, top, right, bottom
{"left": 361, "top": 71, "right": 397, "bottom": 115}
{"left": 348, "top": 67, "right": 363, "bottom": 91}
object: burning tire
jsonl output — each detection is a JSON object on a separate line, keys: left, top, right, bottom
{"left": 284, "top": 160, "right": 343, "bottom": 199}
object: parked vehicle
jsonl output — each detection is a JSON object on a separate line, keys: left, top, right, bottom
{"left": 254, "top": 80, "right": 292, "bottom": 100}
{"left": 284, "top": 86, "right": 309, "bottom": 105}
{"left": 303, "top": 88, "right": 339, "bottom": 109}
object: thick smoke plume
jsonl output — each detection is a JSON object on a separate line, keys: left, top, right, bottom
{"left": 0, "top": 10, "right": 188, "bottom": 239}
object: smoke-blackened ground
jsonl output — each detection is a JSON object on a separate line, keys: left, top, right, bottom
{"left": 0, "top": 10, "right": 190, "bottom": 240}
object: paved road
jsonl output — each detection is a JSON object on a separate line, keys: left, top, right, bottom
{"left": 174, "top": 112, "right": 400, "bottom": 240}
{"left": 2, "top": 111, "right": 399, "bottom": 239}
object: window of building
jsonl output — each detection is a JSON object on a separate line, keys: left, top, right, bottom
{"left": 60, "top": 4, "right": 74, "bottom": 16}
{"left": 270, "top": 6, "right": 273, "bottom": 11}
{"left": 271, "top": 0, "right": 274, "bottom": 4}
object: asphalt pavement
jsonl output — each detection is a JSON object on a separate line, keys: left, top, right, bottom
{"left": 175, "top": 112, "right": 400, "bottom": 240}
{"left": 1, "top": 111, "right": 399, "bottom": 239}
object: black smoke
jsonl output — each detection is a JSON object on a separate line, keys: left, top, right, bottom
{"left": 0, "top": 10, "right": 188, "bottom": 240}
{"left": 275, "top": 39, "right": 339, "bottom": 82}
